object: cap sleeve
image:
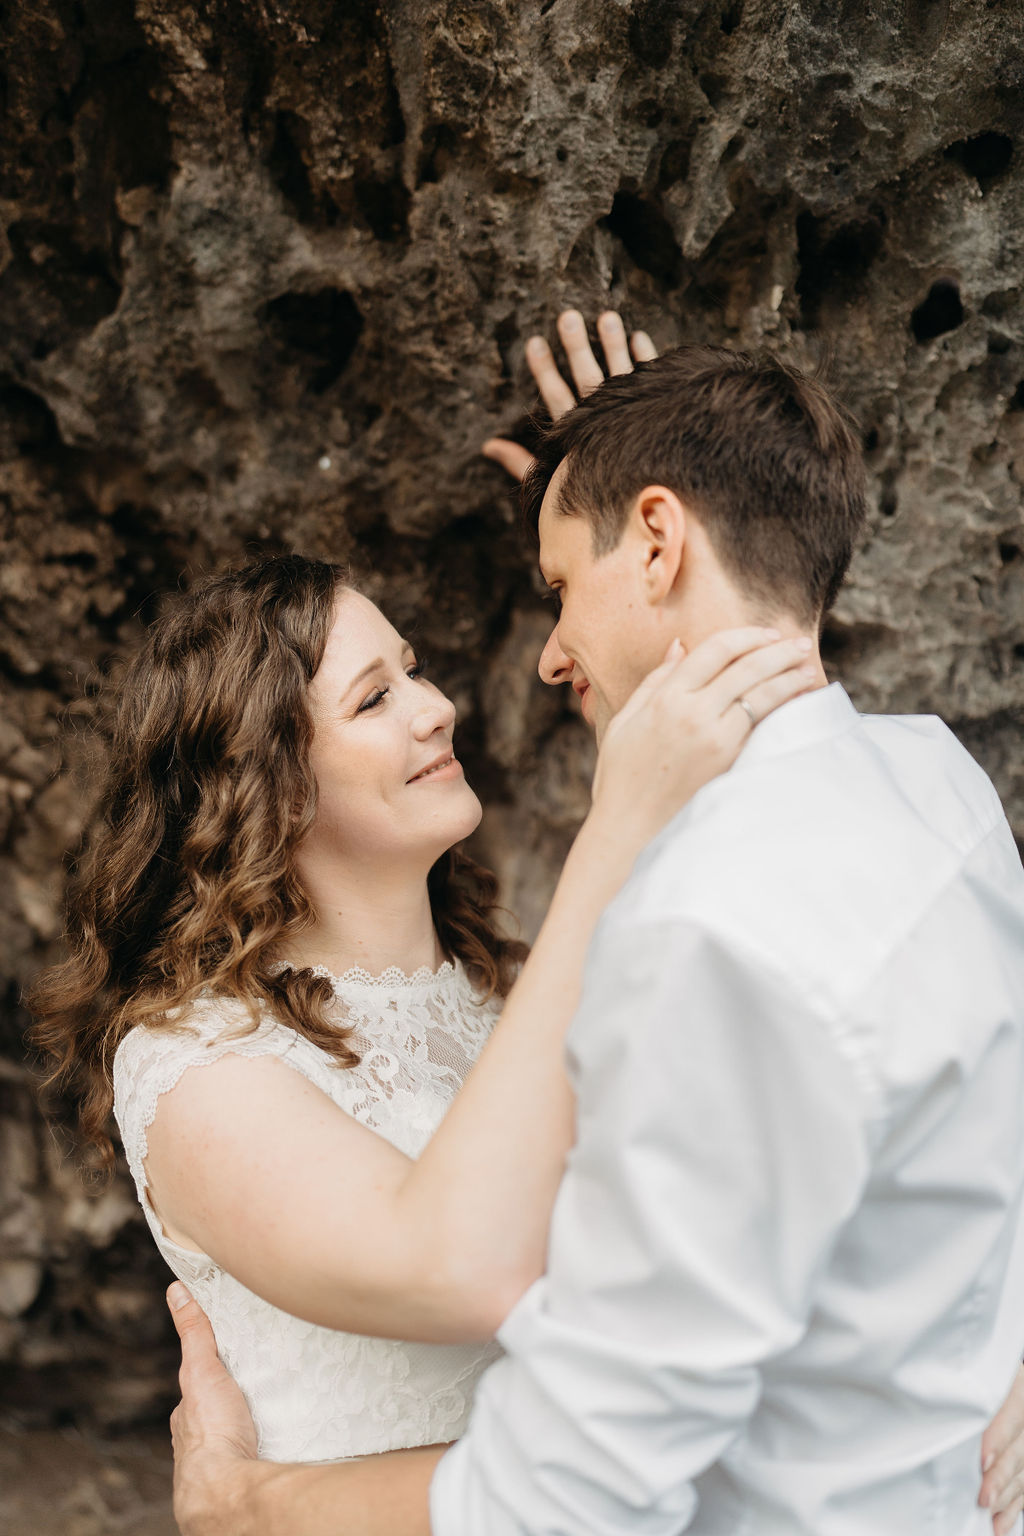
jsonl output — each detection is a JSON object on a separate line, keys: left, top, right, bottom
{"left": 112, "top": 1001, "right": 304, "bottom": 1197}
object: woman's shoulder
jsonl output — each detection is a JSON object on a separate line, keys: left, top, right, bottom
{"left": 112, "top": 994, "right": 298, "bottom": 1086}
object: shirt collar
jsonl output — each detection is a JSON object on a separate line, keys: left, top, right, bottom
{"left": 732, "top": 681, "right": 860, "bottom": 772}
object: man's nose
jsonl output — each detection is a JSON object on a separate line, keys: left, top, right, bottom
{"left": 538, "top": 626, "right": 574, "bottom": 687}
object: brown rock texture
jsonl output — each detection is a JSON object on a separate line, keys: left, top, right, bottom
{"left": 1, "top": 0, "right": 1022, "bottom": 1429}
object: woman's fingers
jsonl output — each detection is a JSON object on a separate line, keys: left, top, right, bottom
{"left": 631, "top": 329, "right": 658, "bottom": 362}
{"left": 980, "top": 1364, "right": 1024, "bottom": 1523}
{"left": 671, "top": 626, "right": 784, "bottom": 693}
{"left": 525, "top": 335, "right": 577, "bottom": 419}
{"left": 556, "top": 310, "right": 606, "bottom": 397}
{"left": 736, "top": 659, "right": 818, "bottom": 726}
{"left": 482, "top": 437, "right": 537, "bottom": 482}
{"left": 994, "top": 1494, "right": 1024, "bottom": 1536}
{"left": 702, "top": 636, "right": 816, "bottom": 720}
{"left": 597, "top": 311, "right": 634, "bottom": 375}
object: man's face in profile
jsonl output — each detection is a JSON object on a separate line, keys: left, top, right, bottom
{"left": 535, "top": 463, "right": 664, "bottom": 742}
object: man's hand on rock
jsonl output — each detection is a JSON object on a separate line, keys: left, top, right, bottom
{"left": 483, "top": 308, "right": 657, "bottom": 481}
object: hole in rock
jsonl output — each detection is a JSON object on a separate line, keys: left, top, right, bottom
{"left": 97, "top": 48, "right": 174, "bottom": 195}
{"left": 601, "top": 191, "right": 683, "bottom": 285}
{"left": 1009, "top": 380, "right": 1024, "bottom": 412}
{"left": 629, "top": 0, "right": 676, "bottom": 65}
{"left": 354, "top": 178, "right": 409, "bottom": 243}
{"left": 419, "top": 125, "right": 458, "bottom": 186}
{"left": 998, "top": 541, "right": 1021, "bottom": 565}
{"left": 1014, "top": 643, "right": 1024, "bottom": 662}
{"left": 795, "top": 210, "right": 885, "bottom": 328}
{"left": 910, "top": 278, "right": 964, "bottom": 342}
{"left": 659, "top": 134, "right": 693, "bottom": 187}
{"left": 944, "top": 132, "right": 1013, "bottom": 190}
{"left": 268, "top": 112, "right": 322, "bottom": 224}
{"left": 8, "top": 222, "right": 123, "bottom": 333}
{"left": 263, "top": 289, "right": 364, "bottom": 394}
{"left": 720, "top": 2, "right": 745, "bottom": 34}
{"left": 879, "top": 484, "right": 898, "bottom": 518}
{"left": 0, "top": 382, "right": 62, "bottom": 455}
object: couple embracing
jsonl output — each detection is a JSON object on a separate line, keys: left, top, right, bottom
{"left": 31, "top": 317, "right": 1024, "bottom": 1534}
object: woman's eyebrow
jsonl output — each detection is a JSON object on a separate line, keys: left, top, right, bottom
{"left": 342, "top": 657, "right": 385, "bottom": 697}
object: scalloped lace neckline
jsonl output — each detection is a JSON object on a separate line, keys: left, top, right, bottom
{"left": 277, "top": 958, "right": 459, "bottom": 993}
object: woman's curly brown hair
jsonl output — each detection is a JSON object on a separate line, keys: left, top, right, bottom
{"left": 27, "top": 555, "right": 526, "bottom": 1167}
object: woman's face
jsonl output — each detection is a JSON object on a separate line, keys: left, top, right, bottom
{"left": 304, "top": 589, "right": 482, "bottom": 868}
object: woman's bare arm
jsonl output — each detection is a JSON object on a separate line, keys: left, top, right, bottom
{"left": 144, "top": 630, "right": 816, "bottom": 1343}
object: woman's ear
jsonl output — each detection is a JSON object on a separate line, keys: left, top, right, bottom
{"left": 631, "top": 485, "right": 687, "bottom": 604}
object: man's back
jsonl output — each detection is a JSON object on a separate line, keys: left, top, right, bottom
{"left": 434, "top": 683, "right": 1024, "bottom": 1535}
{"left": 609, "top": 683, "right": 1024, "bottom": 1532}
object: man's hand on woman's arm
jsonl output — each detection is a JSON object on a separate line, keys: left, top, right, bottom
{"left": 167, "top": 1285, "right": 437, "bottom": 1536}
{"left": 483, "top": 308, "right": 657, "bottom": 481}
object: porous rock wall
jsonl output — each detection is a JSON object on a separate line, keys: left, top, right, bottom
{"left": 1, "top": 0, "right": 1022, "bottom": 1428}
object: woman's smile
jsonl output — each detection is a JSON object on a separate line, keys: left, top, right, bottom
{"left": 407, "top": 752, "right": 463, "bottom": 784}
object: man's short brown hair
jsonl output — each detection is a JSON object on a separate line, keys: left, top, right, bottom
{"left": 522, "top": 344, "right": 867, "bottom": 625}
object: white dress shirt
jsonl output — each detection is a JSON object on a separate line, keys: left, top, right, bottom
{"left": 431, "top": 683, "right": 1024, "bottom": 1535}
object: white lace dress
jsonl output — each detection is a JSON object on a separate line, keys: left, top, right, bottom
{"left": 112, "top": 960, "right": 503, "bottom": 1462}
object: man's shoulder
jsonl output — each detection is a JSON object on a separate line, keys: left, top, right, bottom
{"left": 606, "top": 702, "right": 1013, "bottom": 1002}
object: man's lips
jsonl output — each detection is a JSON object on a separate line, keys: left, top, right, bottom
{"left": 572, "top": 678, "right": 594, "bottom": 722}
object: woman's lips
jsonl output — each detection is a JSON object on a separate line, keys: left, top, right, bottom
{"left": 408, "top": 755, "right": 463, "bottom": 784}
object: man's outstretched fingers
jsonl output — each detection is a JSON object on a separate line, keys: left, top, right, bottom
{"left": 597, "top": 311, "right": 633, "bottom": 375}
{"left": 631, "top": 330, "right": 658, "bottom": 362}
{"left": 525, "top": 335, "right": 577, "bottom": 418}
{"left": 482, "top": 437, "right": 536, "bottom": 482}
{"left": 556, "top": 310, "right": 605, "bottom": 397}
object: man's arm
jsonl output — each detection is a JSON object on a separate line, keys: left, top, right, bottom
{"left": 167, "top": 1282, "right": 438, "bottom": 1536}
{"left": 431, "top": 916, "right": 871, "bottom": 1535}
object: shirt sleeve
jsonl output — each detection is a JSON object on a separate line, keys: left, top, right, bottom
{"left": 430, "top": 916, "right": 870, "bottom": 1536}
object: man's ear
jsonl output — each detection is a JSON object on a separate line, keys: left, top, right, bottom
{"left": 630, "top": 485, "right": 687, "bottom": 604}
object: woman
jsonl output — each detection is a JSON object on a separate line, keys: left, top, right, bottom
{"left": 29, "top": 550, "right": 814, "bottom": 1464}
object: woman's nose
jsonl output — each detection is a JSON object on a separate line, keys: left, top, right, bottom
{"left": 412, "top": 688, "right": 456, "bottom": 738}
{"left": 538, "top": 625, "right": 574, "bottom": 687}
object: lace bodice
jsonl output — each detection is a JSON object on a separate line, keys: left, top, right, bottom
{"left": 112, "top": 960, "right": 503, "bottom": 1461}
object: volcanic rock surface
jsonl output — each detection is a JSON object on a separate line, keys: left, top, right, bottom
{"left": 1, "top": 0, "right": 1022, "bottom": 1428}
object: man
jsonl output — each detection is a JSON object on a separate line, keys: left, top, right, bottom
{"left": 167, "top": 327, "right": 1024, "bottom": 1533}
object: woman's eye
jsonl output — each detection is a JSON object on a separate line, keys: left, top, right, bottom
{"left": 357, "top": 685, "right": 389, "bottom": 713}
{"left": 408, "top": 658, "right": 429, "bottom": 679}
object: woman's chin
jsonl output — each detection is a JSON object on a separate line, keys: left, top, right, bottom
{"left": 447, "top": 785, "right": 484, "bottom": 845}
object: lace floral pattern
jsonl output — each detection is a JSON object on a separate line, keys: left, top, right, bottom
{"left": 112, "top": 961, "right": 503, "bottom": 1461}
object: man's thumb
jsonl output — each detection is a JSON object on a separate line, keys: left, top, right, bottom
{"left": 167, "top": 1282, "right": 216, "bottom": 1356}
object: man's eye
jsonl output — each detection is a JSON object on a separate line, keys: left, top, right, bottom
{"left": 357, "top": 686, "right": 389, "bottom": 713}
{"left": 546, "top": 590, "right": 563, "bottom": 616}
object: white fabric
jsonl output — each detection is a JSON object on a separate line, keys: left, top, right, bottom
{"left": 113, "top": 960, "right": 502, "bottom": 1461}
{"left": 432, "top": 684, "right": 1024, "bottom": 1536}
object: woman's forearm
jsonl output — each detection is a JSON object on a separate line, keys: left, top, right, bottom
{"left": 399, "top": 808, "right": 641, "bottom": 1330}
